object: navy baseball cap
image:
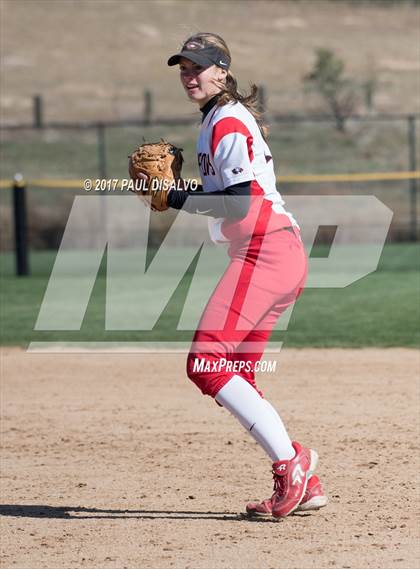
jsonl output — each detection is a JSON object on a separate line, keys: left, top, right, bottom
{"left": 167, "top": 40, "right": 230, "bottom": 70}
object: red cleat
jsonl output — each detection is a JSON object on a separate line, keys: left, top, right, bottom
{"left": 245, "top": 496, "right": 273, "bottom": 517}
{"left": 296, "top": 474, "right": 328, "bottom": 511}
{"left": 271, "top": 441, "right": 318, "bottom": 518}
{"left": 245, "top": 441, "right": 319, "bottom": 519}
{"left": 246, "top": 474, "right": 327, "bottom": 517}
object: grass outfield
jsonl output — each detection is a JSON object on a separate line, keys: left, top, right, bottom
{"left": 0, "top": 243, "right": 418, "bottom": 348}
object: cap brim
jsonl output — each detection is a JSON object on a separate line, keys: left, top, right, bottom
{"left": 167, "top": 51, "right": 213, "bottom": 68}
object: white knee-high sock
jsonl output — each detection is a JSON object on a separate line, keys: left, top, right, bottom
{"left": 263, "top": 399, "right": 293, "bottom": 450}
{"left": 215, "top": 375, "right": 295, "bottom": 461}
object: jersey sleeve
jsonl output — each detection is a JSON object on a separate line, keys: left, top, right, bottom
{"left": 211, "top": 117, "right": 255, "bottom": 189}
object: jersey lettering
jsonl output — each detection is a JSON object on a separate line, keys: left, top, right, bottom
{"left": 196, "top": 101, "right": 298, "bottom": 243}
{"left": 198, "top": 152, "right": 215, "bottom": 176}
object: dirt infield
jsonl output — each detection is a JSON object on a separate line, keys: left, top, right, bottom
{"left": 1, "top": 347, "right": 419, "bottom": 569}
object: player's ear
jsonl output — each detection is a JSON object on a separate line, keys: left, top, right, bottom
{"left": 217, "top": 67, "right": 228, "bottom": 82}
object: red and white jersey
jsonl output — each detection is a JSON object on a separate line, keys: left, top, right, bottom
{"left": 197, "top": 100, "right": 298, "bottom": 243}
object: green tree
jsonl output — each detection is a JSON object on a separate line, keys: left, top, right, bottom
{"left": 304, "top": 48, "right": 358, "bottom": 132}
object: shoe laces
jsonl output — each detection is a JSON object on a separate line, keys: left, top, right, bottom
{"left": 272, "top": 470, "right": 286, "bottom": 497}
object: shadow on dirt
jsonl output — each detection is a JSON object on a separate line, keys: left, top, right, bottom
{"left": 0, "top": 504, "right": 280, "bottom": 522}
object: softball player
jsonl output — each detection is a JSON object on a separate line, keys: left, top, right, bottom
{"left": 162, "top": 33, "right": 328, "bottom": 517}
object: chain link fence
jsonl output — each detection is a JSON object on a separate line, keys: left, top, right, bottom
{"left": 0, "top": 114, "right": 418, "bottom": 254}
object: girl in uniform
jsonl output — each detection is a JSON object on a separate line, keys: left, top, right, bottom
{"left": 139, "top": 32, "right": 327, "bottom": 518}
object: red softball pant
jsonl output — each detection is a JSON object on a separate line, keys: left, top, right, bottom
{"left": 186, "top": 226, "right": 308, "bottom": 398}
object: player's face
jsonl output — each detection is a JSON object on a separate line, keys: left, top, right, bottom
{"left": 179, "top": 58, "right": 226, "bottom": 105}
